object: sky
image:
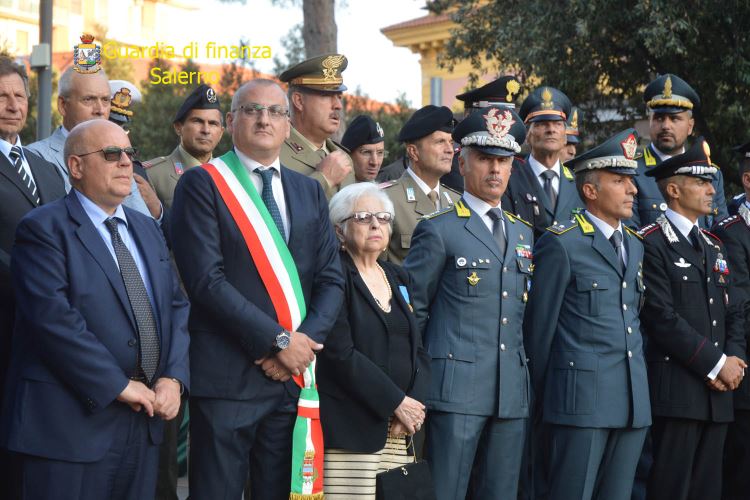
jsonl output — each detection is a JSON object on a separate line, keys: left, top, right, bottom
{"left": 189, "top": 0, "right": 426, "bottom": 106}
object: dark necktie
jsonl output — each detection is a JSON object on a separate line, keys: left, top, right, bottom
{"left": 104, "top": 218, "right": 160, "bottom": 383}
{"left": 689, "top": 226, "right": 705, "bottom": 259}
{"left": 541, "top": 169, "right": 557, "bottom": 210}
{"left": 9, "top": 146, "right": 40, "bottom": 205}
{"left": 487, "top": 208, "right": 507, "bottom": 256}
{"left": 427, "top": 191, "right": 439, "bottom": 211}
{"left": 255, "top": 168, "right": 285, "bottom": 239}
{"left": 610, "top": 229, "right": 624, "bottom": 273}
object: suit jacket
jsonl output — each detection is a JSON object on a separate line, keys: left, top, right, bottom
{"left": 403, "top": 201, "right": 532, "bottom": 418}
{"left": 0, "top": 191, "right": 190, "bottom": 462}
{"left": 317, "top": 253, "right": 430, "bottom": 453}
{"left": 280, "top": 126, "right": 355, "bottom": 200}
{"left": 640, "top": 215, "right": 746, "bottom": 422}
{"left": 381, "top": 170, "right": 461, "bottom": 265}
{"left": 502, "top": 156, "right": 584, "bottom": 239}
{"left": 0, "top": 147, "right": 65, "bottom": 409}
{"left": 712, "top": 207, "right": 750, "bottom": 410}
{"left": 145, "top": 145, "right": 206, "bottom": 210}
{"left": 629, "top": 143, "right": 728, "bottom": 229}
{"left": 524, "top": 214, "right": 651, "bottom": 428}
{"left": 170, "top": 160, "right": 344, "bottom": 400}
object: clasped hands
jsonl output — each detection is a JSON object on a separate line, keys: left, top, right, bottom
{"left": 390, "top": 396, "right": 426, "bottom": 437}
{"left": 117, "top": 377, "right": 181, "bottom": 420}
{"left": 707, "top": 355, "right": 748, "bottom": 392}
{"left": 255, "top": 330, "right": 323, "bottom": 382}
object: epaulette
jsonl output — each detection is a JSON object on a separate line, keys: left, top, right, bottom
{"left": 562, "top": 165, "right": 574, "bottom": 180}
{"left": 454, "top": 200, "right": 471, "bottom": 217}
{"left": 642, "top": 146, "right": 657, "bottom": 167}
{"left": 637, "top": 222, "right": 659, "bottom": 237}
{"left": 547, "top": 220, "right": 578, "bottom": 235}
{"left": 623, "top": 225, "right": 643, "bottom": 240}
{"left": 715, "top": 215, "right": 740, "bottom": 229}
{"left": 504, "top": 210, "right": 532, "bottom": 227}
{"left": 288, "top": 141, "right": 304, "bottom": 153}
{"left": 701, "top": 229, "right": 722, "bottom": 243}
{"left": 420, "top": 206, "right": 453, "bottom": 220}
{"left": 142, "top": 156, "right": 167, "bottom": 169}
{"left": 378, "top": 180, "right": 398, "bottom": 190}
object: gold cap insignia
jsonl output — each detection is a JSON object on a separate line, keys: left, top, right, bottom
{"left": 322, "top": 55, "right": 346, "bottom": 81}
{"left": 703, "top": 141, "right": 712, "bottom": 164}
{"left": 541, "top": 87, "right": 554, "bottom": 109}
{"left": 484, "top": 108, "right": 515, "bottom": 138}
{"left": 620, "top": 133, "right": 638, "bottom": 160}
{"left": 506, "top": 79, "right": 520, "bottom": 102}
{"left": 570, "top": 109, "right": 579, "bottom": 129}
{"left": 111, "top": 88, "right": 133, "bottom": 117}
{"left": 663, "top": 76, "right": 673, "bottom": 99}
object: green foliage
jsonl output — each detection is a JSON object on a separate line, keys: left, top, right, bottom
{"left": 431, "top": 0, "right": 750, "bottom": 191}
{"left": 273, "top": 23, "right": 305, "bottom": 76}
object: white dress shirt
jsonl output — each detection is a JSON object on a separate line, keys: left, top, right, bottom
{"left": 235, "top": 148, "right": 290, "bottom": 240}
{"left": 665, "top": 208, "right": 726, "bottom": 379}
{"left": 462, "top": 191, "right": 506, "bottom": 236}
{"left": 651, "top": 144, "right": 684, "bottom": 162}
{"left": 586, "top": 211, "right": 628, "bottom": 264}
{"left": 528, "top": 155, "right": 561, "bottom": 195}
{"left": 0, "top": 136, "right": 35, "bottom": 185}
{"left": 406, "top": 167, "right": 443, "bottom": 209}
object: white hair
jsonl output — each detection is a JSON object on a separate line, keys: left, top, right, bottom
{"left": 329, "top": 182, "right": 395, "bottom": 235}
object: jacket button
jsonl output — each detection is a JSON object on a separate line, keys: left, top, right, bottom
{"left": 707, "top": 277, "right": 711, "bottom": 283}
{"left": 709, "top": 298, "right": 714, "bottom": 304}
{"left": 622, "top": 281, "right": 627, "bottom": 288}
{"left": 593, "top": 282, "right": 598, "bottom": 288}
{"left": 714, "top": 341, "right": 719, "bottom": 347}
{"left": 712, "top": 320, "right": 717, "bottom": 326}
{"left": 627, "top": 327, "right": 633, "bottom": 334}
{"left": 622, "top": 304, "right": 628, "bottom": 311}
{"left": 683, "top": 276, "right": 688, "bottom": 281}
{"left": 628, "top": 351, "right": 633, "bottom": 358}
{"left": 502, "top": 291, "right": 508, "bottom": 298}
{"left": 500, "top": 344, "right": 506, "bottom": 351}
{"left": 664, "top": 356, "right": 670, "bottom": 361}
{"left": 569, "top": 361, "right": 574, "bottom": 367}
{"left": 501, "top": 317, "right": 508, "bottom": 325}
{"left": 447, "top": 353, "right": 454, "bottom": 359}
{"left": 503, "top": 266, "right": 508, "bottom": 273}
{"left": 128, "top": 338, "right": 137, "bottom": 347}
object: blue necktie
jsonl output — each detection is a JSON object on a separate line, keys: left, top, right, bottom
{"left": 255, "top": 167, "right": 285, "bottom": 239}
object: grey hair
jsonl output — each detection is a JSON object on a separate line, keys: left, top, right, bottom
{"left": 575, "top": 169, "right": 601, "bottom": 201}
{"left": 0, "top": 56, "right": 30, "bottom": 97}
{"left": 329, "top": 182, "right": 395, "bottom": 235}
{"left": 58, "top": 66, "right": 108, "bottom": 98}
{"left": 231, "top": 79, "right": 289, "bottom": 113}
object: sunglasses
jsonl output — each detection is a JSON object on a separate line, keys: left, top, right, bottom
{"left": 342, "top": 211, "right": 393, "bottom": 225}
{"left": 77, "top": 146, "right": 138, "bottom": 162}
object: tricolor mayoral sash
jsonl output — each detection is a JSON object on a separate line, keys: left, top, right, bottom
{"left": 202, "top": 151, "right": 324, "bottom": 499}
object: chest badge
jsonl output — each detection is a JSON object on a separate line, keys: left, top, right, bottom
{"left": 467, "top": 272, "right": 481, "bottom": 286}
{"left": 406, "top": 187, "right": 416, "bottom": 202}
{"left": 174, "top": 161, "right": 184, "bottom": 175}
{"left": 674, "top": 258, "right": 691, "bottom": 268}
{"left": 714, "top": 254, "right": 730, "bottom": 275}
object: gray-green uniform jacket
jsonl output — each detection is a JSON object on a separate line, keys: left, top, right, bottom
{"left": 144, "top": 145, "right": 207, "bottom": 210}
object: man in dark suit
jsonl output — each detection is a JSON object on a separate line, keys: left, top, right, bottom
{"left": 404, "top": 106, "right": 532, "bottom": 500}
{"left": 524, "top": 129, "right": 651, "bottom": 500}
{"left": 503, "top": 86, "right": 584, "bottom": 238}
{"left": 0, "top": 56, "right": 66, "bottom": 497}
{"left": 171, "top": 78, "right": 344, "bottom": 500}
{"left": 639, "top": 138, "right": 746, "bottom": 500}
{"left": 0, "top": 119, "right": 190, "bottom": 499}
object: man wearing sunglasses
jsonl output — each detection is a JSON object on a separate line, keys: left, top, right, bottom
{"left": 279, "top": 54, "right": 354, "bottom": 200}
{"left": 1, "top": 119, "right": 190, "bottom": 499}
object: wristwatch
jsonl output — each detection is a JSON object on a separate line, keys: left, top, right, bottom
{"left": 271, "top": 329, "right": 291, "bottom": 353}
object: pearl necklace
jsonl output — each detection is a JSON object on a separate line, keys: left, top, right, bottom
{"left": 372, "top": 263, "right": 392, "bottom": 313}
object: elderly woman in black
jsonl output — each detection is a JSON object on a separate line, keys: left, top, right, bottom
{"left": 319, "top": 182, "right": 430, "bottom": 499}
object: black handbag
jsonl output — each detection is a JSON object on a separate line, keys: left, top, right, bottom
{"left": 375, "top": 437, "right": 436, "bottom": 500}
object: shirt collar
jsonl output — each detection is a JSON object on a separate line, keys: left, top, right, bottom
{"left": 406, "top": 167, "right": 440, "bottom": 197}
{"left": 585, "top": 210, "right": 622, "bottom": 240}
{"left": 235, "top": 147, "right": 281, "bottom": 174}
{"left": 74, "top": 189, "right": 128, "bottom": 227}
{"left": 528, "top": 155, "right": 561, "bottom": 179}
{"left": 178, "top": 144, "right": 208, "bottom": 168}
{"left": 60, "top": 126, "right": 70, "bottom": 139}
{"left": 0, "top": 135, "right": 23, "bottom": 162}
{"left": 462, "top": 191, "right": 501, "bottom": 217}
{"left": 665, "top": 207, "right": 698, "bottom": 239}
{"left": 651, "top": 143, "right": 685, "bottom": 162}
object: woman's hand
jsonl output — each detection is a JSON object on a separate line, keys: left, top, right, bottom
{"left": 393, "top": 396, "right": 425, "bottom": 435}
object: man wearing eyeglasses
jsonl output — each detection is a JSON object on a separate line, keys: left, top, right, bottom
{"left": 279, "top": 54, "right": 354, "bottom": 200}
{"left": 341, "top": 114, "right": 386, "bottom": 182}
{"left": 27, "top": 67, "right": 163, "bottom": 221}
{"left": 171, "top": 78, "right": 343, "bottom": 499}
{"left": 1, "top": 119, "right": 190, "bottom": 499}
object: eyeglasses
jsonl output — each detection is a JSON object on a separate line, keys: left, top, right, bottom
{"left": 357, "top": 148, "right": 387, "bottom": 160}
{"left": 234, "top": 103, "right": 289, "bottom": 119}
{"left": 76, "top": 146, "right": 138, "bottom": 162}
{"left": 342, "top": 211, "right": 393, "bottom": 225}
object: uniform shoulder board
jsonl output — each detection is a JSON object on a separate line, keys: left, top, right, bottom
{"left": 637, "top": 222, "right": 659, "bottom": 237}
{"left": 378, "top": 180, "right": 398, "bottom": 190}
{"left": 440, "top": 183, "right": 461, "bottom": 196}
{"left": 701, "top": 229, "right": 722, "bottom": 243}
{"left": 732, "top": 193, "right": 744, "bottom": 201}
{"left": 504, "top": 210, "right": 532, "bottom": 227}
{"left": 142, "top": 156, "right": 167, "bottom": 169}
{"left": 420, "top": 206, "right": 453, "bottom": 221}
{"left": 562, "top": 165, "right": 574, "bottom": 180}
{"left": 623, "top": 225, "right": 643, "bottom": 240}
{"left": 288, "top": 141, "right": 304, "bottom": 153}
{"left": 716, "top": 214, "right": 740, "bottom": 229}
{"left": 547, "top": 220, "right": 578, "bottom": 235}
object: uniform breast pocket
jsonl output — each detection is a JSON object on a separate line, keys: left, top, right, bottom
{"left": 670, "top": 272, "right": 700, "bottom": 304}
{"left": 575, "top": 275, "right": 609, "bottom": 316}
{"left": 454, "top": 257, "right": 492, "bottom": 297}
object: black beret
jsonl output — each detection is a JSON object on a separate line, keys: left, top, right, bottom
{"left": 341, "top": 115, "right": 384, "bottom": 152}
{"left": 645, "top": 138, "right": 717, "bottom": 181}
{"left": 173, "top": 84, "right": 221, "bottom": 123}
{"left": 398, "top": 105, "right": 455, "bottom": 143}
{"left": 566, "top": 107, "right": 582, "bottom": 145}
{"left": 279, "top": 54, "right": 348, "bottom": 93}
{"left": 732, "top": 141, "right": 750, "bottom": 159}
{"left": 566, "top": 128, "right": 639, "bottom": 175}
{"left": 519, "top": 86, "right": 572, "bottom": 124}
{"left": 643, "top": 74, "right": 700, "bottom": 114}
{"left": 452, "top": 105, "right": 525, "bottom": 157}
{"left": 455, "top": 76, "right": 522, "bottom": 109}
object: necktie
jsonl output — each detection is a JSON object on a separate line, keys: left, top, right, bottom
{"left": 690, "top": 226, "right": 705, "bottom": 259}
{"left": 255, "top": 168, "right": 285, "bottom": 239}
{"left": 610, "top": 229, "right": 624, "bottom": 273}
{"left": 487, "top": 208, "right": 507, "bottom": 256}
{"left": 541, "top": 169, "right": 557, "bottom": 210}
{"left": 427, "top": 191, "right": 439, "bottom": 211}
{"left": 9, "top": 146, "right": 40, "bottom": 205}
{"left": 104, "top": 218, "right": 160, "bottom": 383}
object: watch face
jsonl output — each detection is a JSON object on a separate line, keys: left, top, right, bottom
{"left": 276, "top": 331, "right": 291, "bottom": 350}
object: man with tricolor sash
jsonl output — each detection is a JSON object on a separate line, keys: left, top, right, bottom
{"left": 171, "top": 79, "right": 344, "bottom": 500}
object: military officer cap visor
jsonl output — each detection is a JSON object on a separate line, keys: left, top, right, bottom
{"left": 568, "top": 128, "right": 639, "bottom": 175}
{"left": 644, "top": 137, "right": 717, "bottom": 181}
{"left": 108, "top": 80, "right": 142, "bottom": 124}
{"left": 455, "top": 76, "right": 522, "bottom": 109}
{"left": 644, "top": 74, "right": 700, "bottom": 115}
{"left": 173, "top": 84, "right": 221, "bottom": 123}
{"left": 519, "top": 86, "right": 572, "bottom": 123}
{"left": 279, "top": 53, "right": 348, "bottom": 93}
{"left": 732, "top": 141, "right": 750, "bottom": 159}
{"left": 453, "top": 105, "right": 525, "bottom": 157}
{"left": 342, "top": 115, "right": 385, "bottom": 151}
{"left": 398, "top": 105, "right": 455, "bottom": 143}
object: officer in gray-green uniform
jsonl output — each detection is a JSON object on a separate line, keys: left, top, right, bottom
{"left": 380, "top": 105, "right": 461, "bottom": 265}
{"left": 143, "top": 84, "right": 224, "bottom": 210}
{"left": 404, "top": 106, "right": 532, "bottom": 500}
{"left": 279, "top": 54, "right": 354, "bottom": 199}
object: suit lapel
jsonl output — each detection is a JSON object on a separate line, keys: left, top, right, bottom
{"left": 281, "top": 168, "right": 299, "bottom": 245}
{"left": 49, "top": 127, "right": 68, "bottom": 175}
{"left": 463, "top": 203, "right": 504, "bottom": 261}
{"left": 26, "top": 149, "right": 59, "bottom": 204}
{"left": 384, "top": 265, "right": 421, "bottom": 370}
{"left": 342, "top": 254, "right": 389, "bottom": 332}
{"left": 555, "top": 171, "right": 576, "bottom": 220}
{"left": 0, "top": 150, "right": 37, "bottom": 206}
{"left": 589, "top": 221, "right": 624, "bottom": 277}
{"left": 670, "top": 226, "right": 704, "bottom": 270}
